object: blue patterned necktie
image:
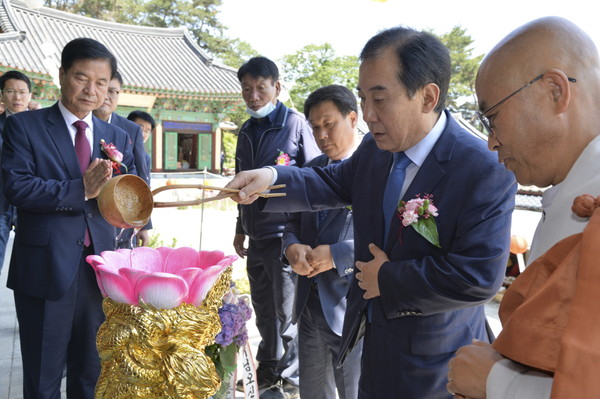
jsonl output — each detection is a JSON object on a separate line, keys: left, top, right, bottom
{"left": 382, "top": 152, "right": 411, "bottom": 244}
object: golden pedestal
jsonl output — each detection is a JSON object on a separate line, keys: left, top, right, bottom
{"left": 95, "top": 267, "right": 232, "bottom": 399}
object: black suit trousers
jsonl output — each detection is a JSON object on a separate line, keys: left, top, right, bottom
{"left": 14, "top": 246, "right": 104, "bottom": 399}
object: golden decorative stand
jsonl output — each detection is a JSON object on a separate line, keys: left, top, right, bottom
{"left": 95, "top": 268, "right": 232, "bottom": 399}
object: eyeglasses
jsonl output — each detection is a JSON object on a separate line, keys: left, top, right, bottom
{"left": 477, "top": 74, "right": 577, "bottom": 136}
{"left": 107, "top": 89, "right": 120, "bottom": 98}
{"left": 2, "top": 89, "right": 30, "bottom": 97}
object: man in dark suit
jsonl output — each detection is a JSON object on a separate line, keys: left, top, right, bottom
{"left": 1, "top": 37, "right": 135, "bottom": 399}
{"left": 127, "top": 110, "right": 154, "bottom": 174}
{"left": 0, "top": 70, "right": 33, "bottom": 275}
{"left": 282, "top": 85, "right": 362, "bottom": 399}
{"left": 226, "top": 26, "right": 517, "bottom": 399}
{"left": 93, "top": 71, "right": 151, "bottom": 248}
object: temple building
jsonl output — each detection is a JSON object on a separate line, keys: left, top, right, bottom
{"left": 0, "top": 0, "right": 242, "bottom": 173}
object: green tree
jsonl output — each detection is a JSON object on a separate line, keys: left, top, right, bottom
{"left": 43, "top": 0, "right": 77, "bottom": 10}
{"left": 221, "top": 131, "right": 237, "bottom": 171}
{"left": 280, "top": 43, "right": 359, "bottom": 110}
{"left": 73, "top": 0, "right": 118, "bottom": 20}
{"left": 216, "top": 39, "right": 259, "bottom": 70}
{"left": 432, "top": 26, "right": 483, "bottom": 121}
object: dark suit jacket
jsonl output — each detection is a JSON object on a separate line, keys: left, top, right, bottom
{"left": 110, "top": 113, "right": 152, "bottom": 230}
{"left": 282, "top": 154, "right": 354, "bottom": 336}
{"left": 1, "top": 103, "right": 135, "bottom": 300}
{"left": 110, "top": 113, "right": 150, "bottom": 185}
{"left": 264, "top": 111, "right": 517, "bottom": 398}
{"left": 0, "top": 112, "right": 9, "bottom": 214}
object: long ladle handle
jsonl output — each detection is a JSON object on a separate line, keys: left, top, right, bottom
{"left": 153, "top": 193, "right": 236, "bottom": 208}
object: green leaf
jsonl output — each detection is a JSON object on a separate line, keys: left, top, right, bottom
{"left": 412, "top": 217, "right": 441, "bottom": 248}
{"left": 220, "top": 344, "right": 238, "bottom": 373}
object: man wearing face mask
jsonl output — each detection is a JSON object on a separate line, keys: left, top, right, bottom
{"left": 233, "top": 56, "right": 320, "bottom": 399}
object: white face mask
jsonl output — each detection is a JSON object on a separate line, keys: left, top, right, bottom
{"left": 246, "top": 101, "right": 276, "bottom": 119}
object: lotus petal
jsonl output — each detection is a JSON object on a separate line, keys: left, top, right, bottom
{"left": 86, "top": 255, "right": 110, "bottom": 296}
{"left": 86, "top": 254, "right": 107, "bottom": 270}
{"left": 217, "top": 255, "right": 238, "bottom": 267}
{"left": 119, "top": 267, "right": 148, "bottom": 287}
{"left": 197, "top": 250, "right": 225, "bottom": 269}
{"left": 136, "top": 273, "right": 189, "bottom": 309}
{"left": 98, "top": 250, "right": 131, "bottom": 269}
{"left": 115, "top": 248, "right": 132, "bottom": 257}
{"left": 156, "top": 246, "right": 174, "bottom": 264}
{"left": 188, "top": 265, "right": 229, "bottom": 306}
{"left": 175, "top": 267, "right": 204, "bottom": 287}
{"left": 96, "top": 266, "right": 137, "bottom": 304}
{"left": 129, "top": 246, "right": 163, "bottom": 272}
{"left": 164, "top": 247, "right": 202, "bottom": 273}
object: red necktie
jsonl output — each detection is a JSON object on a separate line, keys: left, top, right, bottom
{"left": 73, "top": 120, "right": 91, "bottom": 174}
{"left": 73, "top": 120, "right": 91, "bottom": 246}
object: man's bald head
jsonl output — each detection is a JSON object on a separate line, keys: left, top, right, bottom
{"left": 478, "top": 16, "right": 600, "bottom": 108}
{"left": 476, "top": 17, "right": 600, "bottom": 187}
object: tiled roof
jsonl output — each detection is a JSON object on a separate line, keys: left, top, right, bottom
{"left": 0, "top": 0, "right": 240, "bottom": 97}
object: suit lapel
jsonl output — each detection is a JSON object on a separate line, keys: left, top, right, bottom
{"left": 46, "top": 104, "right": 82, "bottom": 179}
{"left": 318, "top": 207, "right": 342, "bottom": 232}
{"left": 92, "top": 115, "right": 105, "bottom": 160}
{"left": 384, "top": 115, "right": 459, "bottom": 251}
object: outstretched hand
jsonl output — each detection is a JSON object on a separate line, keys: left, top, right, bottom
{"left": 224, "top": 168, "right": 274, "bottom": 204}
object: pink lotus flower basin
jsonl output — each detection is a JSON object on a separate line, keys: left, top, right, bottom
{"left": 86, "top": 247, "right": 237, "bottom": 309}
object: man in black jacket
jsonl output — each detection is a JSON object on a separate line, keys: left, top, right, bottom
{"left": 233, "top": 57, "right": 320, "bottom": 399}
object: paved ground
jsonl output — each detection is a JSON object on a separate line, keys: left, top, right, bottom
{"left": 0, "top": 175, "right": 501, "bottom": 398}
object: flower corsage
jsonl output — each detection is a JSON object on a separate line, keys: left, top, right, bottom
{"left": 397, "top": 194, "right": 440, "bottom": 248}
{"left": 275, "top": 151, "right": 291, "bottom": 166}
{"left": 100, "top": 139, "right": 128, "bottom": 174}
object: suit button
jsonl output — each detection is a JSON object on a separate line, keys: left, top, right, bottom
{"left": 77, "top": 239, "right": 84, "bottom": 245}
{"left": 87, "top": 213, "right": 93, "bottom": 218}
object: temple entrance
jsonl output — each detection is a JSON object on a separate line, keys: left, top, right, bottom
{"left": 163, "top": 121, "right": 213, "bottom": 171}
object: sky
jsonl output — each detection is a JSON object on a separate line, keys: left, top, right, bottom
{"left": 220, "top": 0, "right": 600, "bottom": 62}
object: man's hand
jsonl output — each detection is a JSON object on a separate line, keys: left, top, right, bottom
{"left": 286, "top": 243, "right": 314, "bottom": 276}
{"left": 233, "top": 234, "right": 248, "bottom": 258}
{"left": 224, "top": 168, "right": 274, "bottom": 204}
{"left": 306, "top": 245, "right": 334, "bottom": 278}
{"left": 83, "top": 159, "right": 112, "bottom": 199}
{"left": 355, "top": 243, "right": 389, "bottom": 299}
{"left": 446, "top": 340, "right": 503, "bottom": 399}
{"left": 137, "top": 229, "right": 150, "bottom": 247}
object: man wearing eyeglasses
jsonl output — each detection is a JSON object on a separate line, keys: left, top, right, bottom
{"left": 225, "top": 26, "right": 517, "bottom": 398}
{"left": 447, "top": 17, "right": 600, "bottom": 399}
{"left": 93, "top": 71, "right": 151, "bottom": 247}
{"left": 0, "top": 70, "right": 36, "bottom": 276}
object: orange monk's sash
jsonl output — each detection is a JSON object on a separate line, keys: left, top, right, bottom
{"left": 493, "top": 195, "right": 600, "bottom": 398}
